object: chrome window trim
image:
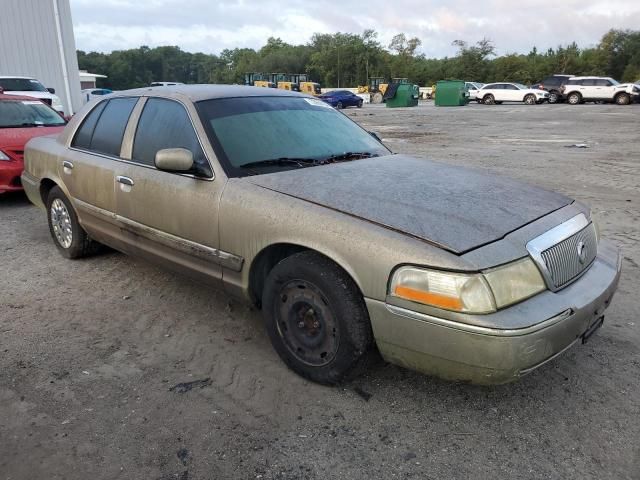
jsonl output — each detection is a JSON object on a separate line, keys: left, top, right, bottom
{"left": 526, "top": 213, "right": 591, "bottom": 292}
{"left": 67, "top": 95, "right": 216, "bottom": 182}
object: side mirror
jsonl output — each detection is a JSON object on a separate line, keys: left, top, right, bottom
{"left": 154, "top": 148, "right": 194, "bottom": 173}
{"left": 369, "top": 131, "right": 382, "bottom": 143}
{"left": 47, "top": 87, "right": 56, "bottom": 94}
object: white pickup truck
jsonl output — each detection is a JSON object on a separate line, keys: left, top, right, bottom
{"left": 560, "top": 76, "right": 639, "bottom": 105}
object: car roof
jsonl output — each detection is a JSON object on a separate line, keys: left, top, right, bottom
{"left": 0, "top": 93, "right": 43, "bottom": 102}
{"left": 112, "top": 84, "right": 304, "bottom": 102}
{"left": 568, "top": 76, "right": 611, "bottom": 79}
{"left": 0, "top": 75, "right": 35, "bottom": 79}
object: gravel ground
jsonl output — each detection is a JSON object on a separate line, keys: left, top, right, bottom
{"left": 1, "top": 101, "right": 639, "bottom": 480}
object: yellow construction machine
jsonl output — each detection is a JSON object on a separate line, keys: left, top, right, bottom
{"left": 357, "top": 77, "right": 410, "bottom": 103}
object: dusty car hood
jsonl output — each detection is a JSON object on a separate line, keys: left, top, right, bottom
{"left": 246, "top": 155, "right": 572, "bottom": 254}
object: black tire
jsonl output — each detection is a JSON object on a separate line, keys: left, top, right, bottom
{"left": 524, "top": 94, "right": 536, "bottom": 105}
{"left": 567, "top": 92, "right": 581, "bottom": 105}
{"left": 357, "top": 100, "right": 363, "bottom": 108}
{"left": 262, "top": 251, "right": 373, "bottom": 385}
{"left": 336, "top": 101, "right": 343, "bottom": 109}
{"left": 615, "top": 92, "right": 631, "bottom": 105}
{"left": 483, "top": 94, "right": 495, "bottom": 105}
{"left": 46, "top": 186, "right": 100, "bottom": 259}
{"left": 548, "top": 91, "right": 559, "bottom": 104}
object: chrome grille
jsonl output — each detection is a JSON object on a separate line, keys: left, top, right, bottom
{"left": 540, "top": 223, "right": 597, "bottom": 289}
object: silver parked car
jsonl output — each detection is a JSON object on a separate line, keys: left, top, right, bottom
{"left": 21, "top": 85, "right": 621, "bottom": 385}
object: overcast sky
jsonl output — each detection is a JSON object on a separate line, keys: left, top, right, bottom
{"left": 69, "top": 0, "right": 640, "bottom": 57}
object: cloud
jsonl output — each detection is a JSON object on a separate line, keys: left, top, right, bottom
{"left": 69, "top": 0, "right": 640, "bottom": 57}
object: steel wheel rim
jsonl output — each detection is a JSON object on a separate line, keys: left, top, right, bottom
{"left": 50, "top": 198, "right": 73, "bottom": 248}
{"left": 275, "top": 279, "right": 339, "bottom": 367}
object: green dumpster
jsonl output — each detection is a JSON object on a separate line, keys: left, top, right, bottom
{"left": 385, "top": 83, "right": 419, "bottom": 108}
{"left": 434, "top": 80, "right": 469, "bottom": 106}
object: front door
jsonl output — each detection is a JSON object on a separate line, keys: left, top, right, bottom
{"left": 114, "top": 97, "right": 226, "bottom": 283}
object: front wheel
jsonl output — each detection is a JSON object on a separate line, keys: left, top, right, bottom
{"left": 548, "top": 91, "right": 559, "bottom": 104}
{"left": 262, "top": 251, "right": 374, "bottom": 384}
{"left": 483, "top": 94, "right": 495, "bottom": 105}
{"left": 336, "top": 101, "right": 343, "bottom": 109}
{"left": 357, "top": 100, "right": 363, "bottom": 108}
{"left": 615, "top": 93, "right": 631, "bottom": 105}
{"left": 46, "top": 186, "right": 101, "bottom": 259}
{"left": 524, "top": 94, "right": 537, "bottom": 105}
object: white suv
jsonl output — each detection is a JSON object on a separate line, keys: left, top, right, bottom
{"left": 560, "top": 76, "right": 639, "bottom": 105}
{"left": 477, "top": 82, "right": 549, "bottom": 105}
{"left": 0, "top": 76, "right": 65, "bottom": 114}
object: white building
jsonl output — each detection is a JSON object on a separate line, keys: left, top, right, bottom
{"left": 79, "top": 70, "right": 108, "bottom": 90}
{"left": 0, "top": 0, "right": 82, "bottom": 114}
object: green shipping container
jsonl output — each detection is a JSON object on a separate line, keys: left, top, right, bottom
{"left": 385, "top": 83, "right": 419, "bottom": 108}
{"left": 435, "top": 80, "right": 469, "bottom": 106}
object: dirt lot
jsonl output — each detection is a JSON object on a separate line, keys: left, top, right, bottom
{"left": 1, "top": 102, "right": 639, "bottom": 480}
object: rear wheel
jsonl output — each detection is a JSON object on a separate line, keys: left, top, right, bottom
{"left": 615, "top": 92, "right": 631, "bottom": 105}
{"left": 524, "top": 94, "right": 536, "bottom": 105}
{"left": 46, "top": 186, "right": 100, "bottom": 259}
{"left": 262, "top": 251, "right": 374, "bottom": 384}
{"left": 483, "top": 94, "right": 495, "bottom": 105}
{"left": 336, "top": 101, "right": 343, "bottom": 109}
{"left": 357, "top": 99, "right": 363, "bottom": 108}
{"left": 567, "top": 92, "right": 581, "bottom": 105}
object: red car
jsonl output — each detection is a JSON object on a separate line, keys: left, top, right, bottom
{"left": 0, "top": 93, "right": 66, "bottom": 193}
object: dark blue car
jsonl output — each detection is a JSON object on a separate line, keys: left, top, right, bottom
{"left": 318, "top": 90, "right": 364, "bottom": 109}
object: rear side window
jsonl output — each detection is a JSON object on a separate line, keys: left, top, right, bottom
{"left": 132, "top": 98, "right": 211, "bottom": 177}
{"left": 90, "top": 98, "right": 137, "bottom": 156}
{"left": 72, "top": 101, "right": 107, "bottom": 149}
{"left": 72, "top": 97, "right": 137, "bottom": 156}
{"left": 595, "top": 79, "right": 612, "bottom": 86}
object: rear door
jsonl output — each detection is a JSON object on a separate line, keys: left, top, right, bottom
{"left": 113, "top": 96, "right": 226, "bottom": 283}
{"left": 63, "top": 97, "right": 138, "bottom": 242}
{"left": 503, "top": 84, "right": 521, "bottom": 101}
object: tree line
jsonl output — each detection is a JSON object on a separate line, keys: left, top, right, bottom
{"left": 77, "top": 29, "right": 640, "bottom": 90}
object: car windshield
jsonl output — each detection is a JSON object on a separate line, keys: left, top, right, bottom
{"left": 0, "top": 100, "right": 66, "bottom": 128}
{"left": 0, "top": 78, "right": 47, "bottom": 92}
{"left": 514, "top": 83, "right": 528, "bottom": 89}
{"left": 197, "top": 96, "right": 389, "bottom": 176}
{"left": 609, "top": 78, "right": 620, "bottom": 86}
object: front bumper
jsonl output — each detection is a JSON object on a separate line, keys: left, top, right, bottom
{"left": 0, "top": 162, "right": 24, "bottom": 193}
{"left": 366, "top": 240, "right": 621, "bottom": 384}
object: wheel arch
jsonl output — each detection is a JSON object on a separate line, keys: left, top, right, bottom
{"left": 248, "top": 242, "right": 364, "bottom": 308}
{"left": 39, "top": 177, "right": 59, "bottom": 205}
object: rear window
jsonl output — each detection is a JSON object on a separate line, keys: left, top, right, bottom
{"left": 0, "top": 78, "right": 47, "bottom": 92}
{"left": 72, "top": 97, "right": 137, "bottom": 156}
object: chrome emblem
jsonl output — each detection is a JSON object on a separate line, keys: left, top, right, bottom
{"left": 577, "top": 241, "right": 587, "bottom": 264}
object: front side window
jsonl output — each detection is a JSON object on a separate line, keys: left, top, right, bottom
{"left": 0, "top": 100, "right": 66, "bottom": 128}
{"left": 132, "top": 98, "right": 211, "bottom": 177}
{"left": 0, "top": 78, "right": 47, "bottom": 92}
{"left": 196, "top": 96, "right": 390, "bottom": 177}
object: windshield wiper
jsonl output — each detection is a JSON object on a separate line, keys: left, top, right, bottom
{"left": 320, "top": 151, "right": 378, "bottom": 163}
{"left": 239, "top": 157, "right": 321, "bottom": 169}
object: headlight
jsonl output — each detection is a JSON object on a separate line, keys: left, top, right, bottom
{"left": 483, "top": 258, "right": 546, "bottom": 309}
{"left": 0, "top": 150, "right": 11, "bottom": 161}
{"left": 390, "top": 267, "right": 496, "bottom": 313}
{"left": 389, "top": 258, "right": 546, "bottom": 313}
{"left": 52, "top": 96, "right": 63, "bottom": 106}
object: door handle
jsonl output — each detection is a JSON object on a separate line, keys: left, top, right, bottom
{"left": 62, "top": 160, "right": 74, "bottom": 172}
{"left": 116, "top": 176, "right": 134, "bottom": 186}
